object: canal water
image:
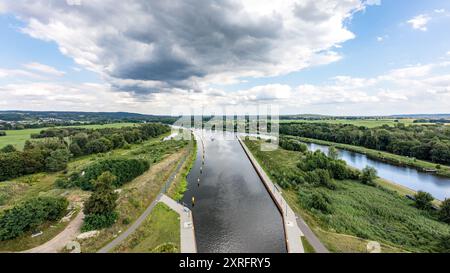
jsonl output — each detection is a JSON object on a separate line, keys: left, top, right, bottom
{"left": 305, "top": 142, "right": 450, "bottom": 200}
{"left": 182, "top": 130, "right": 287, "bottom": 253}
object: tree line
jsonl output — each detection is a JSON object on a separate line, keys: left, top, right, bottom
{"left": 0, "top": 123, "right": 170, "bottom": 181}
{"left": 280, "top": 122, "right": 450, "bottom": 165}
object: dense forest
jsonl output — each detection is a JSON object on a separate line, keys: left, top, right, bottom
{"left": 280, "top": 122, "right": 450, "bottom": 165}
{"left": 0, "top": 123, "right": 170, "bottom": 181}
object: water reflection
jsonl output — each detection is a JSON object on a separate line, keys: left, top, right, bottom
{"left": 307, "top": 142, "right": 450, "bottom": 200}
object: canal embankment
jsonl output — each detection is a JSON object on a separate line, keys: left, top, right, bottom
{"left": 238, "top": 137, "right": 305, "bottom": 253}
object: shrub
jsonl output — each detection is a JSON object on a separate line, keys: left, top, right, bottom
{"left": 0, "top": 196, "right": 68, "bottom": 241}
{"left": 307, "top": 169, "right": 336, "bottom": 190}
{"left": 45, "top": 149, "right": 71, "bottom": 172}
{"left": 360, "top": 166, "right": 377, "bottom": 186}
{"left": 82, "top": 172, "right": 118, "bottom": 231}
{"left": 305, "top": 192, "right": 332, "bottom": 214}
{"left": 75, "top": 158, "right": 150, "bottom": 190}
{"left": 0, "top": 144, "right": 16, "bottom": 153}
{"left": 414, "top": 191, "right": 434, "bottom": 211}
{"left": 439, "top": 198, "right": 450, "bottom": 224}
{"left": 82, "top": 212, "right": 118, "bottom": 232}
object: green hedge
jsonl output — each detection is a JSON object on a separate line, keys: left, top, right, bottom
{"left": 74, "top": 159, "right": 150, "bottom": 190}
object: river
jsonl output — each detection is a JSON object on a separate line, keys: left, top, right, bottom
{"left": 182, "top": 130, "right": 287, "bottom": 253}
{"left": 305, "top": 142, "right": 450, "bottom": 200}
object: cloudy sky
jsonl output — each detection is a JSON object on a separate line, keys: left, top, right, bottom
{"left": 0, "top": 0, "right": 450, "bottom": 115}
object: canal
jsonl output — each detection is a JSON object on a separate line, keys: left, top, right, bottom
{"left": 305, "top": 142, "right": 450, "bottom": 200}
{"left": 182, "top": 130, "right": 287, "bottom": 253}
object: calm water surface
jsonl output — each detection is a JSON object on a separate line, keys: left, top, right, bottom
{"left": 306, "top": 142, "right": 450, "bottom": 200}
{"left": 182, "top": 130, "right": 286, "bottom": 253}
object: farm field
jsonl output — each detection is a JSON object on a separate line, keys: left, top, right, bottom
{"left": 278, "top": 119, "right": 418, "bottom": 128}
{"left": 0, "top": 122, "right": 138, "bottom": 150}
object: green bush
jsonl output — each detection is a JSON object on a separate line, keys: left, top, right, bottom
{"left": 74, "top": 158, "right": 150, "bottom": 190}
{"left": 0, "top": 196, "right": 68, "bottom": 241}
{"left": 0, "top": 144, "right": 16, "bottom": 153}
{"left": 309, "top": 192, "right": 333, "bottom": 214}
{"left": 439, "top": 198, "right": 450, "bottom": 224}
{"left": 82, "top": 212, "right": 118, "bottom": 232}
{"left": 360, "top": 166, "right": 377, "bottom": 186}
{"left": 82, "top": 172, "right": 118, "bottom": 231}
{"left": 414, "top": 191, "right": 434, "bottom": 211}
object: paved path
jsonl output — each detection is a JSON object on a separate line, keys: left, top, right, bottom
{"left": 22, "top": 210, "right": 85, "bottom": 253}
{"left": 98, "top": 143, "right": 194, "bottom": 253}
{"left": 238, "top": 137, "right": 305, "bottom": 253}
{"left": 158, "top": 194, "right": 197, "bottom": 253}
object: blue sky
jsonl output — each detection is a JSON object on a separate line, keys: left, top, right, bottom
{"left": 0, "top": 0, "right": 450, "bottom": 115}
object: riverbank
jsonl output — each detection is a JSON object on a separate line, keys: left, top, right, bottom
{"left": 244, "top": 139, "right": 450, "bottom": 253}
{"left": 238, "top": 137, "right": 304, "bottom": 253}
{"left": 283, "top": 135, "right": 450, "bottom": 178}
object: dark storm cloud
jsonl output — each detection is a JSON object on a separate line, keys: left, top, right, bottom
{"left": 1, "top": 0, "right": 376, "bottom": 94}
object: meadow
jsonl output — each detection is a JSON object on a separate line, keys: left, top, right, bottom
{"left": 244, "top": 139, "right": 450, "bottom": 253}
{"left": 0, "top": 122, "right": 138, "bottom": 150}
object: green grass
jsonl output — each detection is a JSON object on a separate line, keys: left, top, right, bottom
{"left": 0, "top": 122, "right": 138, "bottom": 150}
{"left": 0, "top": 132, "right": 190, "bottom": 252}
{"left": 278, "top": 119, "right": 418, "bottom": 128}
{"left": 112, "top": 203, "right": 180, "bottom": 253}
{"left": 244, "top": 139, "right": 450, "bottom": 253}
{"left": 287, "top": 135, "right": 450, "bottom": 178}
{"left": 167, "top": 134, "right": 197, "bottom": 201}
{"left": 301, "top": 237, "right": 315, "bottom": 253}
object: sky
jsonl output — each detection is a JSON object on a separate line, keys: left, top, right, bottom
{"left": 0, "top": 0, "right": 450, "bottom": 116}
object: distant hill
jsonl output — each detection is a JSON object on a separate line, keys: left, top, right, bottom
{"left": 0, "top": 110, "right": 178, "bottom": 123}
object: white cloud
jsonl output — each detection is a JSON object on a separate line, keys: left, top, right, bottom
{"left": 377, "top": 36, "right": 383, "bottom": 42}
{"left": 434, "top": 9, "right": 445, "bottom": 14}
{"left": 407, "top": 14, "right": 431, "bottom": 31}
{"left": 0, "top": 68, "right": 40, "bottom": 79}
{"left": 0, "top": 0, "right": 379, "bottom": 95}
{"left": 23, "top": 62, "right": 65, "bottom": 76}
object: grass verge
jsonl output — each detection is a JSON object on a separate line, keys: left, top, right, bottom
{"left": 112, "top": 203, "right": 180, "bottom": 253}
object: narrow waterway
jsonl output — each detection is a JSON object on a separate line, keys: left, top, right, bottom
{"left": 305, "top": 142, "right": 450, "bottom": 200}
{"left": 182, "top": 130, "right": 287, "bottom": 253}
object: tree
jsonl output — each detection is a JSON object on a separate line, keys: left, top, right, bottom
{"left": 83, "top": 172, "right": 118, "bottom": 215}
{"left": 438, "top": 235, "right": 450, "bottom": 253}
{"left": 360, "top": 166, "right": 377, "bottom": 186}
{"left": 439, "top": 198, "right": 450, "bottom": 224}
{"left": 414, "top": 191, "right": 434, "bottom": 211}
{"left": 0, "top": 144, "right": 16, "bottom": 153}
{"left": 45, "top": 149, "right": 70, "bottom": 172}
{"left": 69, "top": 143, "right": 83, "bottom": 157}
{"left": 327, "top": 146, "right": 339, "bottom": 160}
{"left": 82, "top": 172, "right": 118, "bottom": 231}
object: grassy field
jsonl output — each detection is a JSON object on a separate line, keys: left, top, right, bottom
{"left": 244, "top": 139, "right": 450, "bottom": 253}
{"left": 278, "top": 119, "right": 418, "bottom": 128}
{"left": 287, "top": 135, "right": 450, "bottom": 178}
{"left": 112, "top": 203, "right": 180, "bottom": 253}
{"left": 0, "top": 122, "right": 138, "bottom": 150}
